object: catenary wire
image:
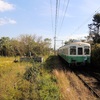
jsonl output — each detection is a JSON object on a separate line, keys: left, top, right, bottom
{"left": 50, "top": 0, "right": 54, "bottom": 34}
{"left": 69, "top": 6, "right": 100, "bottom": 38}
{"left": 59, "top": 0, "right": 70, "bottom": 34}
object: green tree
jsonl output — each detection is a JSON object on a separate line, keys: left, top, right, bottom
{"left": 0, "top": 34, "right": 52, "bottom": 56}
{"left": 10, "top": 39, "right": 21, "bottom": 56}
{"left": 0, "top": 37, "right": 11, "bottom": 56}
{"left": 44, "top": 38, "right": 51, "bottom": 48}
{"left": 18, "top": 34, "right": 36, "bottom": 56}
{"left": 88, "top": 13, "right": 100, "bottom": 43}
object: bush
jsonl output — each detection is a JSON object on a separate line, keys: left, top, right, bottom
{"left": 24, "top": 63, "right": 60, "bottom": 100}
{"left": 91, "top": 44, "right": 100, "bottom": 66}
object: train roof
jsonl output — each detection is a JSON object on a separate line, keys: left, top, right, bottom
{"left": 58, "top": 41, "right": 90, "bottom": 50}
{"left": 69, "top": 41, "right": 90, "bottom": 46}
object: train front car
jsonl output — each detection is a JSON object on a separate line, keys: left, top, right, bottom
{"left": 68, "top": 42, "right": 91, "bottom": 66}
{"left": 58, "top": 41, "right": 91, "bottom": 67}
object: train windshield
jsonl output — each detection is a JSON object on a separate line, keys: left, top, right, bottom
{"left": 70, "top": 46, "right": 76, "bottom": 55}
{"left": 84, "top": 46, "right": 89, "bottom": 55}
{"left": 78, "top": 47, "right": 83, "bottom": 55}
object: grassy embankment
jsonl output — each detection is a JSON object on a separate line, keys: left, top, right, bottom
{"left": 0, "top": 56, "right": 60, "bottom": 100}
{"left": 46, "top": 56, "right": 96, "bottom": 100}
{"left": 0, "top": 56, "right": 96, "bottom": 100}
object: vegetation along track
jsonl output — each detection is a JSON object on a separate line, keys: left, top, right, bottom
{"left": 74, "top": 69, "right": 100, "bottom": 98}
{"left": 57, "top": 56, "right": 96, "bottom": 99}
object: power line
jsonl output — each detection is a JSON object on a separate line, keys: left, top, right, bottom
{"left": 50, "top": 0, "right": 70, "bottom": 51}
{"left": 69, "top": 6, "right": 100, "bottom": 38}
{"left": 50, "top": 0, "right": 54, "bottom": 34}
{"left": 57, "top": 0, "right": 60, "bottom": 23}
{"left": 55, "top": 0, "right": 59, "bottom": 35}
{"left": 59, "top": 0, "right": 70, "bottom": 34}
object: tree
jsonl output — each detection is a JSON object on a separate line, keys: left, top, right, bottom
{"left": 44, "top": 38, "right": 51, "bottom": 48}
{"left": 88, "top": 13, "right": 100, "bottom": 43}
{"left": 17, "top": 34, "right": 37, "bottom": 56}
{"left": 0, "top": 34, "right": 52, "bottom": 56}
{"left": 0, "top": 37, "right": 11, "bottom": 56}
{"left": 10, "top": 39, "right": 21, "bottom": 56}
{"left": 93, "top": 13, "right": 100, "bottom": 33}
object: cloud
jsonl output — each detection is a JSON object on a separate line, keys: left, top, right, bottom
{"left": 0, "top": 17, "right": 16, "bottom": 25}
{"left": 0, "top": 0, "right": 15, "bottom": 12}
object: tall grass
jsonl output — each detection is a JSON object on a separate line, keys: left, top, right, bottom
{"left": 53, "top": 69, "right": 96, "bottom": 100}
{"left": 67, "top": 71, "right": 96, "bottom": 100}
{"left": 0, "top": 56, "right": 96, "bottom": 100}
{"left": 24, "top": 62, "right": 60, "bottom": 100}
{"left": 53, "top": 69, "right": 78, "bottom": 100}
{"left": 0, "top": 57, "right": 60, "bottom": 100}
{"left": 0, "top": 57, "right": 32, "bottom": 100}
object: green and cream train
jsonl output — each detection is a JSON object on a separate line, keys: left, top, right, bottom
{"left": 58, "top": 41, "right": 91, "bottom": 66}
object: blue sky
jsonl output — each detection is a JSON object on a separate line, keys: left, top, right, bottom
{"left": 0, "top": 0, "right": 100, "bottom": 48}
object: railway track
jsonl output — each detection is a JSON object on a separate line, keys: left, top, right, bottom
{"left": 75, "top": 71, "right": 100, "bottom": 98}
{"left": 93, "top": 72, "right": 100, "bottom": 80}
{"left": 58, "top": 56, "right": 100, "bottom": 98}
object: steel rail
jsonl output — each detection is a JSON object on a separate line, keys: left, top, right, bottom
{"left": 76, "top": 73, "right": 100, "bottom": 98}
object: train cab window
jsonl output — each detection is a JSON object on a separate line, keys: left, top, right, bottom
{"left": 78, "top": 48, "right": 83, "bottom": 55}
{"left": 84, "top": 46, "right": 89, "bottom": 55}
{"left": 70, "top": 46, "right": 76, "bottom": 55}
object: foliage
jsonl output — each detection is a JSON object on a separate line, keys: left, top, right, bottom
{"left": 43, "top": 56, "right": 96, "bottom": 100}
{"left": 0, "top": 56, "right": 96, "bottom": 100}
{"left": 0, "top": 57, "right": 60, "bottom": 100}
{"left": 0, "top": 37, "right": 11, "bottom": 56}
{"left": 0, "top": 57, "right": 33, "bottom": 100}
{"left": 24, "top": 62, "right": 60, "bottom": 100}
{"left": 91, "top": 44, "right": 100, "bottom": 66}
{"left": 88, "top": 13, "right": 100, "bottom": 43}
{"left": 0, "top": 34, "right": 52, "bottom": 57}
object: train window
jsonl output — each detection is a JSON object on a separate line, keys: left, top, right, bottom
{"left": 78, "top": 48, "right": 83, "bottom": 55}
{"left": 70, "top": 46, "right": 76, "bottom": 55}
{"left": 84, "top": 46, "right": 89, "bottom": 55}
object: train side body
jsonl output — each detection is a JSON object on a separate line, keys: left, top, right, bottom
{"left": 58, "top": 42, "right": 91, "bottom": 65}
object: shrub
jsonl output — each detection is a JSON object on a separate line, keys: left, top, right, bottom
{"left": 24, "top": 63, "right": 60, "bottom": 100}
{"left": 91, "top": 44, "right": 100, "bottom": 66}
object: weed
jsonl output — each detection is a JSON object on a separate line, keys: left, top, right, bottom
{"left": 24, "top": 63, "right": 60, "bottom": 100}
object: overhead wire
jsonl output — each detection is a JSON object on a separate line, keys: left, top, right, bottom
{"left": 50, "top": 0, "right": 70, "bottom": 37}
{"left": 57, "top": 0, "right": 60, "bottom": 23}
{"left": 50, "top": 0, "right": 70, "bottom": 50}
{"left": 54, "top": 0, "right": 59, "bottom": 51}
{"left": 55, "top": 0, "right": 59, "bottom": 36}
{"left": 59, "top": 0, "right": 70, "bottom": 34}
{"left": 50, "top": 1, "right": 100, "bottom": 46}
{"left": 50, "top": 0, "right": 54, "bottom": 34}
{"left": 57, "top": 0, "right": 66, "bottom": 36}
{"left": 69, "top": 6, "right": 100, "bottom": 38}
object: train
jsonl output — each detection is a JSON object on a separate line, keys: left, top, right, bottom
{"left": 57, "top": 41, "right": 91, "bottom": 66}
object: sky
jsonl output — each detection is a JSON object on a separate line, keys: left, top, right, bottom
{"left": 0, "top": 0, "right": 100, "bottom": 49}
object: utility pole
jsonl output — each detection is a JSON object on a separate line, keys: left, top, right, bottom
{"left": 54, "top": 0, "right": 58, "bottom": 55}
{"left": 54, "top": 36, "right": 56, "bottom": 54}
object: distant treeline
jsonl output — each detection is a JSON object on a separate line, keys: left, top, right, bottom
{"left": 0, "top": 34, "right": 52, "bottom": 56}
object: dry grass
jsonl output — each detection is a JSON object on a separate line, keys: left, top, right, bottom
{"left": 66, "top": 71, "right": 96, "bottom": 100}
{"left": 53, "top": 69, "right": 78, "bottom": 100}
{"left": 0, "top": 57, "right": 32, "bottom": 99}
{"left": 53, "top": 69, "right": 96, "bottom": 100}
{"left": 0, "top": 56, "right": 97, "bottom": 100}
{"left": 0, "top": 57, "right": 60, "bottom": 100}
